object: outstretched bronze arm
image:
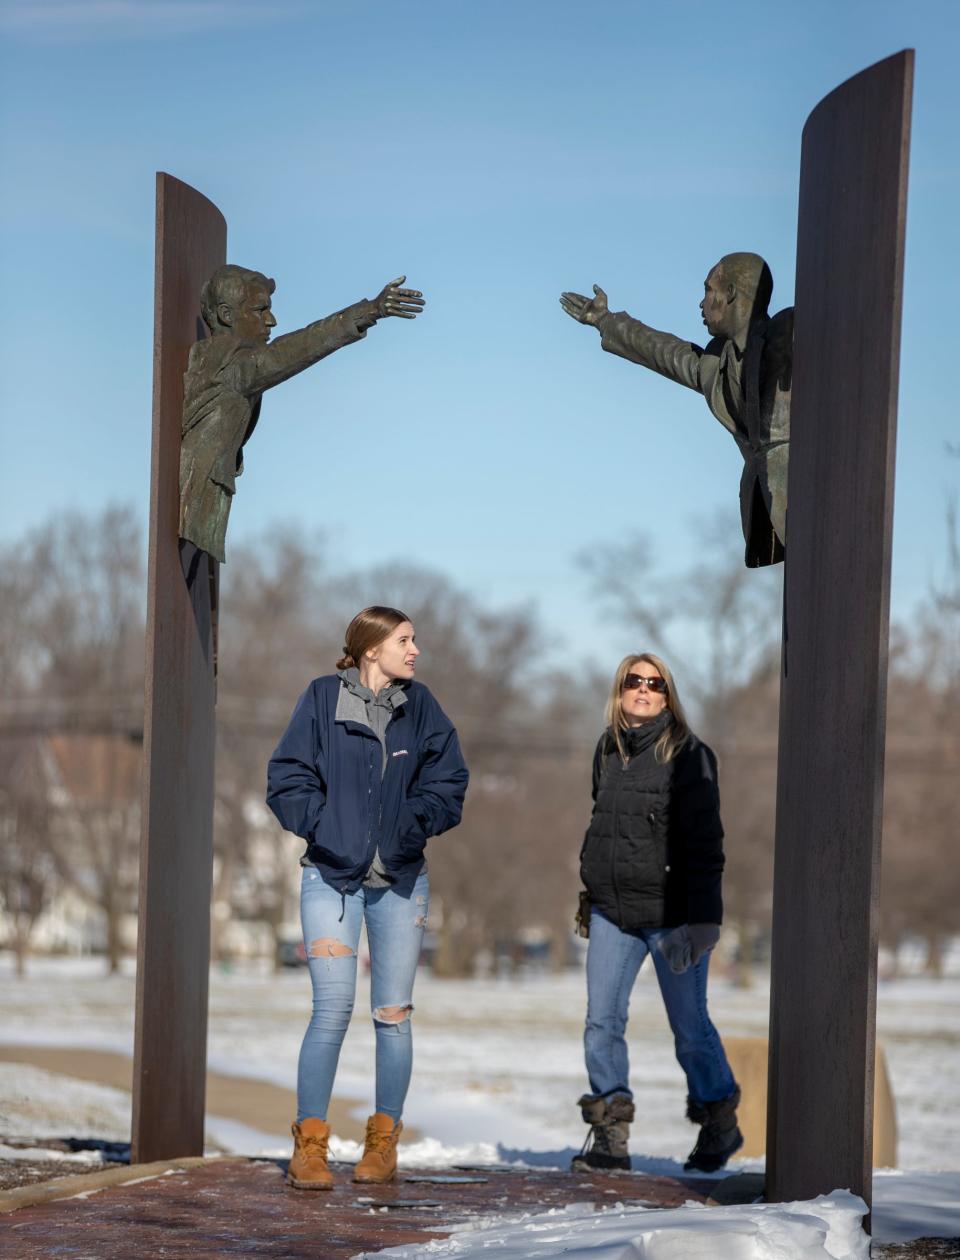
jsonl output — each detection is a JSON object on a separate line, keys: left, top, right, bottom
{"left": 179, "top": 268, "right": 426, "bottom": 564}
{"left": 240, "top": 276, "right": 426, "bottom": 395}
{"left": 559, "top": 257, "right": 792, "bottom": 568}
{"left": 561, "top": 282, "right": 706, "bottom": 392}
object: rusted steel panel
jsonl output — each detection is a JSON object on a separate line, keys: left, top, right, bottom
{"left": 767, "top": 52, "right": 913, "bottom": 1208}
{"left": 132, "top": 174, "right": 226, "bottom": 1163}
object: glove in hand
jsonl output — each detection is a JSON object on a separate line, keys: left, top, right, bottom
{"left": 658, "top": 923, "right": 720, "bottom": 975}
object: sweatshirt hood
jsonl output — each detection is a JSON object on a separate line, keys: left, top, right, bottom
{"left": 337, "top": 666, "right": 408, "bottom": 709}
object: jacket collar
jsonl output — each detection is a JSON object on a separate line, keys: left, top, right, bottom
{"left": 335, "top": 669, "right": 408, "bottom": 726}
{"left": 620, "top": 710, "right": 673, "bottom": 757}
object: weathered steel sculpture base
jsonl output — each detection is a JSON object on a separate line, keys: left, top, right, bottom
{"left": 767, "top": 51, "right": 913, "bottom": 1212}
{"left": 132, "top": 174, "right": 226, "bottom": 1162}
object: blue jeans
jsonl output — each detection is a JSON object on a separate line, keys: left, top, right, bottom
{"left": 297, "top": 868, "right": 428, "bottom": 1123}
{"left": 584, "top": 908, "right": 736, "bottom": 1105}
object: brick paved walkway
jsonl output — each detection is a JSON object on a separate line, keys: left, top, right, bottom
{"left": 0, "top": 1157, "right": 715, "bottom": 1258}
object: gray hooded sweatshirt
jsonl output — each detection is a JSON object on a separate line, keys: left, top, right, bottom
{"left": 332, "top": 666, "right": 419, "bottom": 888}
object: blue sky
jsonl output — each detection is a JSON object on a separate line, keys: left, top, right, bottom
{"left": 0, "top": 0, "right": 957, "bottom": 671}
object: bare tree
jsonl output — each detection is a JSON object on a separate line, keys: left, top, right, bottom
{"left": 19, "top": 506, "right": 144, "bottom": 703}
{"left": 577, "top": 512, "right": 783, "bottom": 721}
{"left": 880, "top": 448, "right": 960, "bottom": 974}
{"left": 0, "top": 508, "right": 145, "bottom": 972}
{"left": 42, "top": 735, "right": 141, "bottom": 973}
{"left": 710, "top": 662, "right": 780, "bottom": 984}
{"left": 212, "top": 529, "right": 339, "bottom": 964}
{"left": 0, "top": 544, "right": 56, "bottom": 975}
{"left": 0, "top": 740, "right": 58, "bottom": 977}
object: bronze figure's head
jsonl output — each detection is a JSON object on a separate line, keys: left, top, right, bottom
{"left": 700, "top": 252, "right": 773, "bottom": 341}
{"left": 200, "top": 264, "right": 277, "bottom": 343}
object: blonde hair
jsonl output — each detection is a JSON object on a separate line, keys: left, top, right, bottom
{"left": 336, "top": 606, "right": 411, "bottom": 671}
{"left": 605, "top": 653, "right": 690, "bottom": 764}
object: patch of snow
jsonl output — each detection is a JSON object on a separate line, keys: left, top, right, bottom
{"left": 201, "top": 1115, "right": 288, "bottom": 1158}
{"left": 0, "top": 1142, "right": 104, "bottom": 1165}
{"left": 0, "top": 1063, "right": 130, "bottom": 1140}
{"left": 337, "top": 1136, "right": 504, "bottom": 1169}
{"left": 873, "top": 1169, "right": 960, "bottom": 1243}
{"left": 112, "top": 1168, "right": 187, "bottom": 1188}
{"left": 364, "top": 1191, "right": 870, "bottom": 1259}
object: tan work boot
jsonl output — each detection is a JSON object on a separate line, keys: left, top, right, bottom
{"left": 353, "top": 1112, "right": 403, "bottom": 1183}
{"left": 288, "top": 1117, "right": 334, "bottom": 1190}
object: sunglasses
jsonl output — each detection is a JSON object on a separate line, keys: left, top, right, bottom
{"left": 623, "top": 673, "right": 668, "bottom": 694}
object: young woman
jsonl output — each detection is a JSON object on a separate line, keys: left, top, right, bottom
{"left": 574, "top": 652, "right": 742, "bottom": 1173}
{"left": 266, "top": 606, "right": 469, "bottom": 1190}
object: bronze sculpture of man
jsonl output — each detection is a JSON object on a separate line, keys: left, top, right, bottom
{"left": 561, "top": 254, "right": 792, "bottom": 567}
{"left": 179, "top": 266, "right": 424, "bottom": 563}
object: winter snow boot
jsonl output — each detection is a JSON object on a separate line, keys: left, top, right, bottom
{"left": 570, "top": 1093, "right": 634, "bottom": 1172}
{"left": 683, "top": 1087, "right": 744, "bottom": 1172}
{"left": 353, "top": 1112, "right": 403, "bottom": 1183}
{"left": 287, "top": 1117, "right": 334, "bottom": 1190}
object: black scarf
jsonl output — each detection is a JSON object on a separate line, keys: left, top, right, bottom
{"left": 619, "top": 709, "right": 674, "bottom": 759}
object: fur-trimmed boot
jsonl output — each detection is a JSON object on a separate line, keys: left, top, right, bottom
{"left": 683, "top": 1087, "right": 744, "bottom": 1172}
{"left": 570, "top": 1093, "right": 634, "bottom": 1172}
{"left": 353, "top": 1112, "right": 403, "bottom": 1183}
{"left": 287, "top": 1117, "right": 334, "bottom": 1190}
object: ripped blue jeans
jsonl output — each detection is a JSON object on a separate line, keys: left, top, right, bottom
{"left": 297, "top": 868, "right": 428, "bottom": 1123}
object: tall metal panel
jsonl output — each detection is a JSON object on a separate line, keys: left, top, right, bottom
{"left": 767, "top": 53, "right": 913, "bottom": 1207}
{"left": 132, "top": 174, "right": 226, "bottom": 1162}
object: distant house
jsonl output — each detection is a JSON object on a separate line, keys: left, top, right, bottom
{"left": 0, "top": 734, "right": 141, "bottom": 960}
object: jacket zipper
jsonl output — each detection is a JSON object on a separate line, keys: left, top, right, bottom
{"left": 610, "top": 752, "right": 628, "bottom": 925}
{"left": 378, "top": 709, "right": 395, "bottom": 864}
{"left": 366, "top": 730, "right": 378, "bottom": 869}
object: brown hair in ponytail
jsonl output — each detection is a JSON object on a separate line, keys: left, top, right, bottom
{"left": 336, "top": 606, "right": 411, "bottom": 671}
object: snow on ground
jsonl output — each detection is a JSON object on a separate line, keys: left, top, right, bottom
{"left": 362, "top": 1191, "right": 872, "bottom": 1260}
{"left": 1, "top": 954, "right": 959, "bottom": 1246}
{"left": 0, "top": 1141, "right": 105, "bottom": 1167}
{"left": 871, "top": 1170, "right": 960, "bottom": 1244}
{"left": 4, "top": 954, "right": 955, "bottom": 1169}
{"left": 0, "top": 1063, "right": 131, "bottom": 1143}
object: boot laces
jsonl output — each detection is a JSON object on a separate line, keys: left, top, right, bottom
{"left": 301, "top": 1131, "right": 329, "bottom": 1159}
{"left": 578, "top": 1122, "right": 613, "bottom": 1159}
{"left": 364, "top": 1119, "right": 396, "bottom": 1153}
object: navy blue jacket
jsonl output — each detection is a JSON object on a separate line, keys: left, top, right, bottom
{"left": 266, "top": 675, "right": 469, "bottom": 893}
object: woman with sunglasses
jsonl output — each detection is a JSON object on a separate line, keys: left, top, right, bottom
{"left": 266, "top": 606, "right": 469, "bottom": 1190}
{"left": 573, "top": 653, "right": 742, "bottom": 1174}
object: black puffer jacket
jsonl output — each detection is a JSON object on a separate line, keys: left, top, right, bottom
{"left": 579, "top": 712, "right": 724, "bottom": 932}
